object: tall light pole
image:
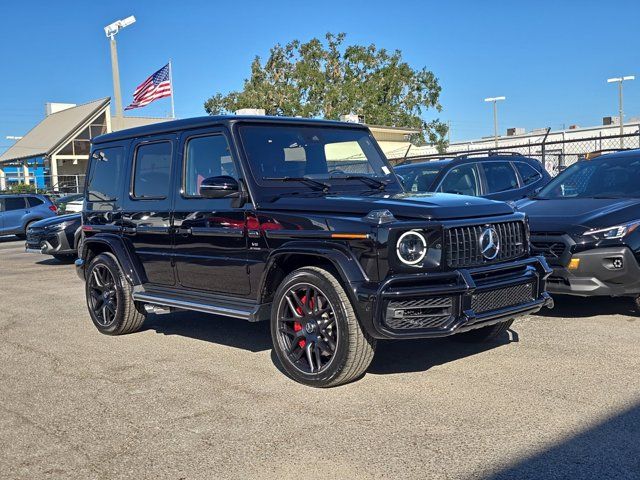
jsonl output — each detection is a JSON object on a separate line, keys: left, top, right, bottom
{"left": 104, "top": 15, "right": 136, "bottom": 126}
{"left": 607, "top": 76, "right": 634, "bottom": 148}
{"left": 484, "top": 96, "right": 506, "bottom": 148}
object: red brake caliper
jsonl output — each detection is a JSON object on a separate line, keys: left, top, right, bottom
{"left": 293, "top": 294, "right": 313, "bottom": 349}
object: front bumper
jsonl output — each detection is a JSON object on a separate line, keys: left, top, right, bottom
{"left": 546, "top": 246, "right": 640, "bottom": 297}
{"left": 25, "top": 228, "right": 73, "bottom": 256}
{"left": 357, "top": 256, "right": 553, "bottom": 339}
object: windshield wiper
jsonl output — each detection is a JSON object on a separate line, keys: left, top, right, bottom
{"left": 263, "top": 176, "right": 331, "bottom": 192}
{"left": 329, "top": 174, "right": 387, "bottom": 190}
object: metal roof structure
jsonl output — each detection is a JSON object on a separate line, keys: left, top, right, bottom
{"left": 0, "top": 98, "right": 110, "bottom": 164}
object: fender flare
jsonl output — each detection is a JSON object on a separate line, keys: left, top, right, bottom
{"left": 258, "top": 240, "right": 370, "bottom": 305}
{"left": 81, "top": 233, "right": 146, "bottom": 285}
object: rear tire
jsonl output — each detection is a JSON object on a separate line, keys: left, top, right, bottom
{"left": 85, "top": 252, "right": 146, "bottom": 335}
{"left": 453, "top": 319, "right": 514, "bottom": 343}
{"left": 271, "top": 266, "right": 376, "bottom": 387}
{"left": 16, "top": 220, "right": 37, "bottom": 240}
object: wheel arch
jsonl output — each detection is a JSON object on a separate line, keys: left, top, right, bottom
{"left": 81, "top": 234, "right": 145, "bottom": 285}
{"left": 258, "top": 242, "right": 369, "bottom": 307}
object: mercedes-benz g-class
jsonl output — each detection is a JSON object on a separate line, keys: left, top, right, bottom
{"left": 76, "top": 116, "right": 553, "bottom": 387}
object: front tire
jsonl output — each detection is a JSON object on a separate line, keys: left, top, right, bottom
{"left": 85, "top": 252, "right": 146, "bottom": 335}
{"left": 271, "top": 266, "right": 376, "bottom": 387}
{"left": 453, "top": 319, "right": 514, "bottom": 343}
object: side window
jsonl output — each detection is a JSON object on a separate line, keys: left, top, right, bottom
{"left": 27, "top": 196, "right": 44, "bottom": 207}
{"left": 87, "top": 146, "right": 124, "bottom": 202}
{"left": 184, "top": 135, "right": 237, "bottom": 197}
{"left": 515, "top": 162, "right": 542, "bottom": 186}
{"left": 133, "top": 142, "right": 172, "bottom": 199}
{"left": 483, "top": 162, "right": 519, "bottom": 193}
{"left": 439, "top": 164, "right": 480, "bottom": 196}
{"left": 4, "top": 197, "right": 27, "bottom": 211}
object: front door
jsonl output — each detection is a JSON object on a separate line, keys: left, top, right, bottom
{"left": 121, "top": 135, "right": 176, "bottom": 286}
{"left": 172, "top": 128, "right": 250, "bottom": 296}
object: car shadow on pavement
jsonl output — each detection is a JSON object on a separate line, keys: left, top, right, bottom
{"left": 143, "top": 310, "right": 273, "bottom": 352}
{"left": 538, "top": 295, "right": 639, "bottom": 318}
{"left": 486, "top": 401, "right": 640, "bottom": 480}
{"left": 0, "top": 235, "right": 20, "bottom": 243}
{"left": 368, "top": 330, "right": 515, "bottom": 375}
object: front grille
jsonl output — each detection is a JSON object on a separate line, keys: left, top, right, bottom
{"left": 471, "top": 282, "right": 535, "bottom": 314}
{"left": 446, "top": 221, "right": 526, "bottom": 268}
{"left": 384, "top": 297, "right": 453, "bottom": 330}
{"left": 531, "top": 241, "right": 566, "bottom": 259}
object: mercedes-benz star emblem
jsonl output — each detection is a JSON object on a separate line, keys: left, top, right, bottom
{"left": 479, "top": 226, "right": 500, "bottom": 260}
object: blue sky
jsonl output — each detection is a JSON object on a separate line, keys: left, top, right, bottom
{"left": 1, "top": 0, "right": 639, "bottom": 153}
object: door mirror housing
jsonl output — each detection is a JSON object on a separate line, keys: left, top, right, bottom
{"left": 200, "top": 176, "right": 240, "bottom": 199}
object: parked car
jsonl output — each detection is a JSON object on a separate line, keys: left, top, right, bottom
{"left": 0, "top": 194, "right": 57, "bottom": 238}
{"left": 517, "top": 150, "right": 640, "bottom": 306}
{"left": 75, "top": 116, "right": 552, "bottom": 387}
{"left": 25, "top": 213, "right": 82, "bottom": 261}
{"left": 394, "top": 153, "right": 551, "bottom": 201}
{"left": 54, "top": 193, "right": 84, "bottom": 213}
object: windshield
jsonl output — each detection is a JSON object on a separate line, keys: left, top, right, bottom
{"left": 537, "top": 155, "right": 640, "bottom": 199}
{"left": 395, "top": 164, "right": 443, "bottom": 192}
{"left": 238, "top": 124, "right": 400, "bottom": 191}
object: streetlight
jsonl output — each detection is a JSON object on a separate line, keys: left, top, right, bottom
{"left": 607, "top": 76, "right": 635, "bottom": 148}
{"left": 104, "top": 15, "right": 136, "bottom": 124}
{"left": 484, "top": 96, "right": 506, "bottom": 148}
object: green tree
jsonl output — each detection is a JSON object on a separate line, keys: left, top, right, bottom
{"left": 204, "top": 33, "right": 448, "bottom": 151}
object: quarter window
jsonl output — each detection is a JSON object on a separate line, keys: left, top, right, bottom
{"left": 133, "top": 142, "right": 172, "bottom": 199}
{"left": 27, "top": 196, "right": 44, "bottom": 207}
{"left": 438, "top": 164, "right": 481, "bottom": 196}
{"left": 515, "top": 162, "right": 542, "bottom": 185}
{"left": 483, "top": 162, "right": 519, "bottom": 193}
{"left": 184, "top": 135, "right": 237, "bottom": 197}
{"left": 87, "top": 146, "right": 124, "bottom": 203}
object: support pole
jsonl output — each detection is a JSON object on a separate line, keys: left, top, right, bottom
{"left": 169, "top": 60, "right": 176, "bottom": 119}
{"left": 110, "top": 36, "right": 123, "bottom": 129}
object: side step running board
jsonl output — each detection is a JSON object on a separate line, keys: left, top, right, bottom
{"left": 133, "top": 291, "right": 255, "bottom": 320}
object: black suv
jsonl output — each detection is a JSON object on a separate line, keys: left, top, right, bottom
{"left": 518, "top": 150, "right": 640, "bottom": 305}
{"left": 76, "top": 116, "right": 552, "bottom": 387}
{"left": 394, "top": 154, "right": 550, "bottom": 202}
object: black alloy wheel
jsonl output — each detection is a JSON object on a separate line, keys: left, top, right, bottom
{"left": 88, "top": 264, "right": 118, "bottom": 327}
{"left": 276, "top": 283, "right": 338, "bottom": 374}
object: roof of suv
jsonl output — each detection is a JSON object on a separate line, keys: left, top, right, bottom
{"left": 93, "top": 115, "right": 370, "bottom": 145}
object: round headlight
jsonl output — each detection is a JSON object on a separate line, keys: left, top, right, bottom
{"left": 396, "top": 230, "right": 427, "bottom": 265}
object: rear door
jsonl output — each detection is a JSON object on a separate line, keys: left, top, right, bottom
{"left": 513, "top": 161, "right": 545, "bottom": 197}
{"left": 2, "top": 197, "right": 27, "bottom": 234}
{"left": 172, "top": 127, "right": 250, "bottom": 296}
{"left": 480, "top": 161, "right": 521, "bottom": 201}
{"left": 121, "top": 135, "right": 176, "bottom": 286}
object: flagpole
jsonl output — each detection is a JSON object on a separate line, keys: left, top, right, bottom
{"left": 169, "top": 59, "right": 176, "bottom": 119}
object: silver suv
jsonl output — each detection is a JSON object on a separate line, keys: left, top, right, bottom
{"left": 0, "top": 194, "right": 57, "bottom": 238}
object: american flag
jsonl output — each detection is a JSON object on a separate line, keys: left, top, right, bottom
{"left": 125, "top": 63, "right": 172, "bottom": 110}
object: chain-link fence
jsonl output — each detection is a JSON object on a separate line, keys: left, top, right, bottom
{"left": 388, "top": 130, "right": 640, "bottom": 176}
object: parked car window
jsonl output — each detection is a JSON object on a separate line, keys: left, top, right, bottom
{"left": 438, "top": 164, "right": 480, "bottom": 196}
{"left": 27, "top": 196, "right": 44, "bottom": 207}
{"left": 395, "top": 165, "right": 443, "bottom": 192}
{"left": 184, "top": 135, "right": 237, "bottom": 197}
{"left": 538, "top": 156, "right": 640, "bottom": 199}
{"left": 87, "top": 146, "right": 124, "bottom": 202}
{"left": 133, "top": 142, "right": 172, "bottom": 199}
{"left": 483, "top": 162, "right": 519, "bottom": 193}
{"left": 515, "top": 162, "right": 542, "bottom": 185}
{"left": 4, "top": 197, "right": 27, "bottom": 211}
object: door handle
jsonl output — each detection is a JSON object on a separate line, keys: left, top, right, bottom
{"left": 122, "top": 226, "right": 137, "bottom": 234}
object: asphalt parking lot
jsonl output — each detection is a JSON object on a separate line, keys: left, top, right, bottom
{"left": 1, "top": 237, "right": 639, "bottom": 479}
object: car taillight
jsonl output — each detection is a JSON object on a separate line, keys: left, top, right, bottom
{"left": 49, "top": 205, "right": 58, "bottom": 212}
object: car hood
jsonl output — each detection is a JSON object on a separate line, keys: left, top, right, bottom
{"left": 31, "top": 213, "right": 81, "bottom": 228}
{"left": 259, "top": 192, "right": 514, "bottom": 220}
{"left": 516, "top": 197, "right": 640, "bottom": 234}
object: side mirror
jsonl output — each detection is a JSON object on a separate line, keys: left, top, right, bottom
{"left": 200, "top": 175, "right": 240, "bottom": 199}
{"left": 527, "top": 186, "right": 542, "bottom": 199}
